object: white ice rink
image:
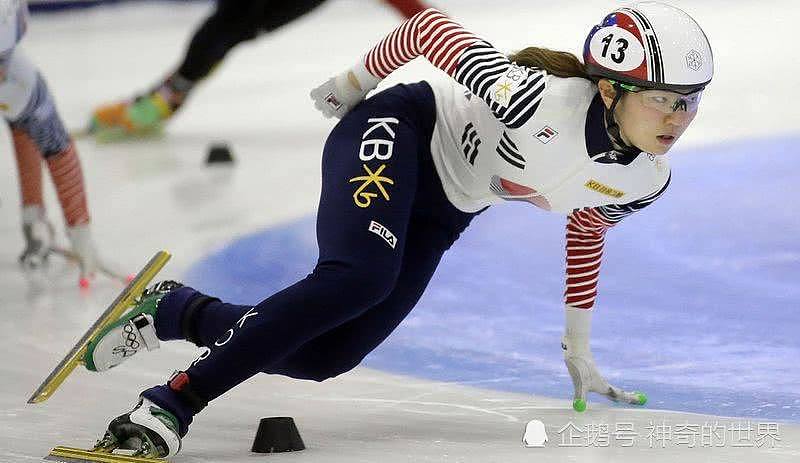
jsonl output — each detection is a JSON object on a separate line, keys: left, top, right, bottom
{"left": 1, "top": 1, "right": 799, "bottom": 461}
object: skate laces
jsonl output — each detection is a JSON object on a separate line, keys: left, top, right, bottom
{"left": 140, "top": 280, "right": 183, "bottom": 300}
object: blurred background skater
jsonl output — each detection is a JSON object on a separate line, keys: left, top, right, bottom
{"left": 2, "top": 0, "right": 109, "bottom": 287}
{"left": 88, "top": 0, "right": 431, "bottom": 141}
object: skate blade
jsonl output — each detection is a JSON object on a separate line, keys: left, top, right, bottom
{"left": 45, "top": 446, "right": 167, "bottom": 463}
{"left": 27, "top": 251, "right": 171, "bottom": 404}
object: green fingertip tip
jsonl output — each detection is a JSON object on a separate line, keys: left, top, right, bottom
{"left": 573, "top": 398, "right": 587, "bottom": 412}
{"left": 635, "top": 392, "right": 648, "bottom": 405}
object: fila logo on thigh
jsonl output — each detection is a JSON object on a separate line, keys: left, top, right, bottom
{"left": 350, "top": 118, "right": 399, "bottom": 208}
{"left": 368, "top": 220, "right": 397, "bottom": 249}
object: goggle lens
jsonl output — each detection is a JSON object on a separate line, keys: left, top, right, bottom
{"left": 638, "top": 89, "right": 702, "bottom": 113}
{"left": 610, "top": 81, "right": 703, "bottom": 113}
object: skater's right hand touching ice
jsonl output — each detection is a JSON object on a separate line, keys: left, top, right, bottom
{"left": 562, "top": 339, "right": 647, "bottom": 412}
{"left": 311, "top": 61, "right": 381, "bottom": 119}
{"left": 562, "top": 306, "right": 647, "bottom": 412}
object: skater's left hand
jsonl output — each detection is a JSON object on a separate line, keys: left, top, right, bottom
{"left": 562, "top": 342, "right": 647, "bottom": 412}
{"left": 311, "top": 77, "right": 347, "bottom": 118}
{"left": 310, "top": 63, "right": 380, "bottom": 119}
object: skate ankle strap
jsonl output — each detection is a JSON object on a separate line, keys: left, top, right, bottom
{"left": 168, "top": 371, "right": 208, "bottom": 415}
{"left": 131, "top": 314, "right": 160, "bottom": 351}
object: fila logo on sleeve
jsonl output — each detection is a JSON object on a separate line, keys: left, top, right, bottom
{"left": 368, "top": 220, "right": 397, "bottom": 249}
{"left": 535, "top": 126, "right": 558, "bottom": 144}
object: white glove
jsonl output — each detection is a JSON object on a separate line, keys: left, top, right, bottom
{"left": 562, "top": 306, "right": 647, "bottom": 412}
{"left": 310, "top": 61, "right": 381, "bottom": 119}
{"left": 66, "top": 223, "right": 98, "bottom": 282}
{"left": 19, "top": 205, "right": 54, "bottom": 269}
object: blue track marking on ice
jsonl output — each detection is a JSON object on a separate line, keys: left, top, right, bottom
{"left": 185, "top": 135, "right": 800, "bottom": 421}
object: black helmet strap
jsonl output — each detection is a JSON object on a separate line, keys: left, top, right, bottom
{"left": 604, "top": 82, "right": 642, "bottom": 157}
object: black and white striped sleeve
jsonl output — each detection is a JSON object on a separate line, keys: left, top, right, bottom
{"left": 454, "top": 43, "right": 548, "bottom": 129}
{"left": 362, "top": 8, "right": 548, "bottom": 129}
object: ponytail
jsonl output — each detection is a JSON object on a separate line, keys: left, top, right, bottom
{"left": 508, "top": 47, "right": 590, "bottom": 80}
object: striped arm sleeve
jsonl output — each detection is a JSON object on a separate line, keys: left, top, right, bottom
{"left": 564, "top": 176, "right": 671, "bottom": 309}
{"left": 564, "top": 209, "right": 612, "bottom": 309}
{"left": 363, "top": 8, "right": 547, "bottom": 128}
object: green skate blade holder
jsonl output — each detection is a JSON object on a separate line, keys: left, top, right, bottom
{"left": 28, "top": 251, "right": 171, "bottom": 404}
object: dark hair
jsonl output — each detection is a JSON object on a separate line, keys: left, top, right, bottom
{"left": 508, "top": 47, "right": 590, "bottom": 80}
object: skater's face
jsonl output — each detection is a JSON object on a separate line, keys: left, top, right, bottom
{"left": 598, "top": 79, "right": 700, "bottom": 155}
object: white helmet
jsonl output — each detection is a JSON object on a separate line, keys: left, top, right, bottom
{"left": 583, "top": 1, "right": 713, "bottom": 94}
{"left": 0, "top": 0, "right": 27, "bottom": 57}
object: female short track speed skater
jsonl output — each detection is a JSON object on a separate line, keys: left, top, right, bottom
{"left": 81, "top": 3, "right": 713, "bottom": 457}
{"left": 88, "top": 0, "right": 431, "bottom": 139}
{"left": 2, "top": 0, "right": 103, "bottom": 284}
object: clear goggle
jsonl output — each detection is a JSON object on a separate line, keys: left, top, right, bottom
{"left": 612, "top": 81, "right": 703, "bottom": 114}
